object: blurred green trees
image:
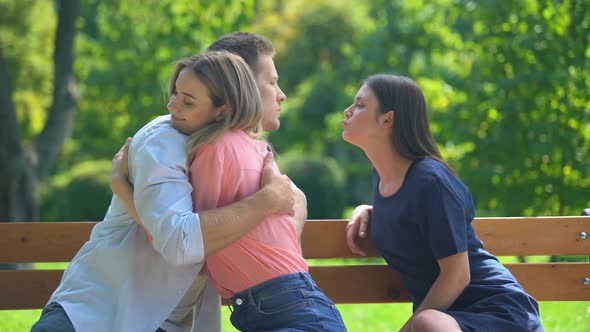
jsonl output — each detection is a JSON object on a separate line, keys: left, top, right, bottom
{"left": 1, "top": 0, "right": 79, "bottom": 223}
{"left": 1, "top": 0, "right": 588, "bottom": 221}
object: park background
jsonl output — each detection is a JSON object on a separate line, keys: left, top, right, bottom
{"left": 1, "top": 0, "right": 589, "bottom": 330}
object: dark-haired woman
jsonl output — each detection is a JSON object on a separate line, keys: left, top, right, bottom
{"left": 343, "top": 74, "right": 543, "bottom": 332}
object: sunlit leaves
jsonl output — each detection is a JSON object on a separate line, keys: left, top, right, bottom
{"left": 0, "top": 0, "right": 56, "bottom": 140}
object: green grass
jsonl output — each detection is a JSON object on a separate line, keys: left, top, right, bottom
{"left": 2, "top": 302, "right": 588, "bottom": 332}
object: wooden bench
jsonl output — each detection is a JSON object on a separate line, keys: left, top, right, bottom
{"left": 1, "top": 217, "right": 589, "bottom": 310}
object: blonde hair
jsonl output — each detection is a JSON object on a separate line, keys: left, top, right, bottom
{"left": 168, "top": 51, "right": 263, "bottom": 165}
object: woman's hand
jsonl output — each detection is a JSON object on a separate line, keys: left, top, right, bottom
{"left": 111, "top": 137, "right": 132, "bottom": 182}
{"left": 110, "top": 137, "right": 134, "bottom": 202}
{"left": 345, "top": 204, "right": 372, "bottom": 256}
{"left": 110, "top": 137, "right": 145, "bottom": 228}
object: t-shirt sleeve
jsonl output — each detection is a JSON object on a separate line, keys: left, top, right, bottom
{"left": 418, "top": 176, "right": 468, "bottom": 260}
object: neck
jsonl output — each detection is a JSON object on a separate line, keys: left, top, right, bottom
{"left": 363, "top": 141, "right": 413, "bottom": 194}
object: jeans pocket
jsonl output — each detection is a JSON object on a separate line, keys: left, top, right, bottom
{"left": 256, "top": 288, "right": 310, "bottom": 315}
{"left": 300, "top": 287, "right": 336, "bottom": 306}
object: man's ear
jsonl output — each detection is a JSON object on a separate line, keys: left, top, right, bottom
{"left": 215, "top": 105, "right": 227, "bottom": 121}
{"left": 381, "top": 110, "right": 394, "bottom": 128}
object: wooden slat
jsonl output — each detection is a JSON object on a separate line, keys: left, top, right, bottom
{"left": 1, "top": 217, "right": 589, "bottom": 262}
{"left": 473, "top": 217, "right": 590, "bottom": 256}
{"left": 301, "top": 220, "right": 381, "bottom": 258}
{"left": 309, "top": 265, "right": 410, "bottom": 304}
{"left": 507, "top": 263, "right": 590, "bottom": 301}
{"left": 2, "top": 263, "right": 589, "bottom": 310}
{"left": 0, "top": 222, "right": 95, "bottom": 263}
{"left": 302, "top": 217, "right": 590, "bottom": 258}
{"left": 310, "top": 263, "right": 590, "bottom": 303}
{"left": 0, "top": 270, "right": 62, "bottom": 310}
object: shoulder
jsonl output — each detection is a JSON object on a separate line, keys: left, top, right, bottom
{"left": 410, "top": 158, "right": 445, "bottom": 186}
{"left": 130, "top": 115, "right": 189, "bottom": 168}
{"left": 134, "top": 115, "right": 188, "bottom": 144}
{"left": 412, "top": 158, "right": 473, "bottom": 207}
{"left": 411, "top": 158, "right": 466, "bottom": 192}
{"left": 201, "top": 130, "right": 267, "bottom": 158}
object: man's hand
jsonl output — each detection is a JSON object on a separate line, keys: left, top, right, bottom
{"left": 260, "top": 152, "right": 295, "bottom": 216}
{"left": 345, "top": 204, "right": 372, "bottom": 256}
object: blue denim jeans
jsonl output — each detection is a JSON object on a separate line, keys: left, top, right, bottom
{"left": 31, "top": 302, "right": 169, "bottom": 332}
{"left": 229, "top": 272, "right": 347, "bottom": 332}
{"left": 30, "top": 302, "right": 75, "bottom": 332}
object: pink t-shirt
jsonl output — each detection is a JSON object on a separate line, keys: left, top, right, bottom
{"left": 189, "top": 129, "right": 308, "bottom": 298}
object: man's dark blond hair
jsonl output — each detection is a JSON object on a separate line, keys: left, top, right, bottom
{"left": 207, "top": 32, "right": 275, "bottom": 75}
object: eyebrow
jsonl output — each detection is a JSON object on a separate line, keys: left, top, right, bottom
{"left": 180, "top": 91, "right": 197, "bottom": 100}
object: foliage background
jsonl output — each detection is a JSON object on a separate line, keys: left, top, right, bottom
{"left": 1, "top": 0, "right": 589, "bottom": 330}
{"left": 3, "top": 0, "right": 589, "bottom": 221}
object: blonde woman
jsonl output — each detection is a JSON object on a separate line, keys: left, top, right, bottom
{"left": 112, "top": 51, "right": 346, "bottom": 331}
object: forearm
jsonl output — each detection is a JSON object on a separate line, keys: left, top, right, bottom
{"left": 414, "top": 272, "right": 467, "bottom": 314}
{"left": 292, "top": 188, "right": 307, "bottom": 244}
{"left": 399, "top": 272, "right": 467, "bottom": 332}
{"left": 200, "top": 187, "right": 277, "bottom": 257}
{"left": 414, "top": 252, "right": 470, "bottom": 315}
{"left": 111, "top": 176, "right": 143, "bottom": 227}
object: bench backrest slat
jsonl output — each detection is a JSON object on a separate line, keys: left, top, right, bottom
{"left": 302, "top": 217, "right": 590, "bottom": 258}
{"left": 1, "top": 263, "right": 589, "bottom": 310}
{"left": 0, "top": 222, "right": 94, "bottom": 263}
{"left": 1, "top": 217, "right": 589, "bottom": 263}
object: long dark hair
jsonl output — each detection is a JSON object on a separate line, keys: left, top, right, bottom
{"left": 365, "top": 74, "right": 454, "bottom": 173}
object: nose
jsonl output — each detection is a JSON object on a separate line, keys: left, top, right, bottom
{"left": 343, "top": 105, "right": 352, "bottom": 118}
{"left": 277, "top": 85, "right": 287, "bottom": 103}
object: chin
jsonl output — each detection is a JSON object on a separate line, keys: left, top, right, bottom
{"left": 341, "top": 132, "right": 356, "bottom": 145}
{"left": 173, "top": 124, "right": 190, "bottom": 135}
{"left": 263, "top": 121, "right": 280, "bottom": 132}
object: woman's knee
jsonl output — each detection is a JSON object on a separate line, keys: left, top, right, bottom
{"left": 412, "top": 309, "right": 441, "bottom": 332}
{"left": 412, "top": 309, "right": 461, "bottom": 332}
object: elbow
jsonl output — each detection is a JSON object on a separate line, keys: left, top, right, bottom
{"left": 159, "top": 244, "right": 206, "bottom": 266}
{"left": 140, "top": 210, "right": 206, "bottom": 266}
{"left": 440, "top": 264, "right": 470, "bottom": 293}
{"left": 455, "top": 266, "right": 471, "bottom": 291}
{"left": 160, "top": 251, "right": 184, "bottom": 265}
{"left": 460, "top": 270, "right": 471, "bottom": 289}
{"left": 154, "top": 228, "right": 206, "bottom": 266}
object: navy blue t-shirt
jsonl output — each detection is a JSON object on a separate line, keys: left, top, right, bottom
{"left": 371, "top": 157, "right": 530, "bottom": 310}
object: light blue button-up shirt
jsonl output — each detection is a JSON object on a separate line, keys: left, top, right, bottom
{"left": 48, "top": 115, "right": 221, "bottom": 332}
